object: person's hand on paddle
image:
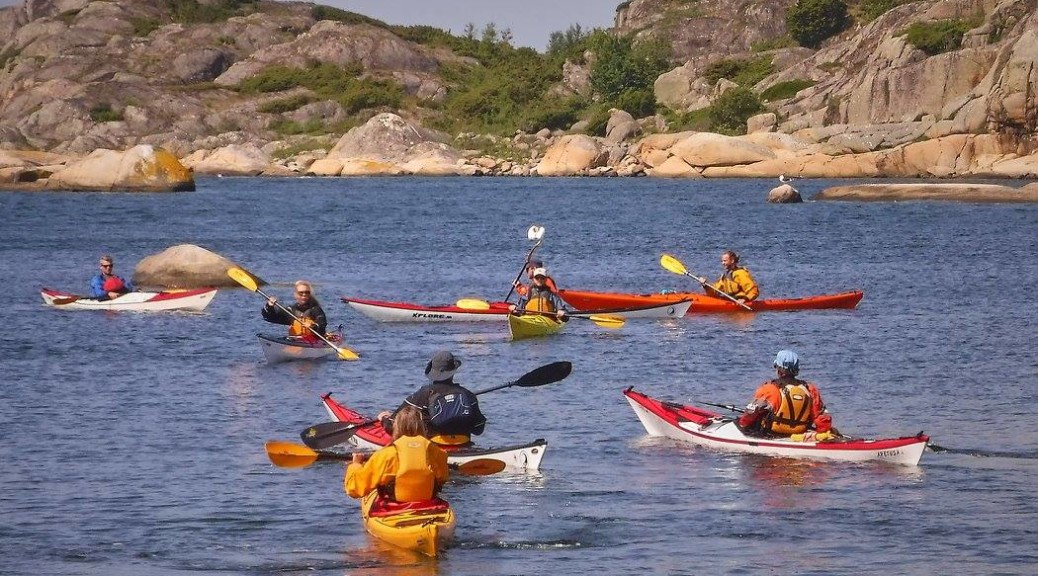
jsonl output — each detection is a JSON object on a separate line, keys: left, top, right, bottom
{"left": 557, "top": 310, "right": 568, "bottom": 322}
{"left": 376, "top": 410, "right": 392, "bottom": 422}
{"left": 697, "top": 276, "right": 708, "bottom": 284}
{"left": 266, "top": 296, "right": 277, "bottom": 307}
{"left": 351, "top": 452, "right": 367, "bottom": 465}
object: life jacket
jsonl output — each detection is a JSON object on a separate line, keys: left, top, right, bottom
{"left": 288, "top": 316, "right": 316, "bottom": 337}
{"left": 523, "top": 285, "right": 557, "bottom": 312}
{"left": 427, "top": 389, "right": 483, "bottom": 436}
{"left": 762, "top": 380, "right": 813, "bottom": 435}
{"left": 387, "top": 436, "right": 437, "bottom": 502}
{"left": 430, "top": 433, "right": 472, "bottom": 446}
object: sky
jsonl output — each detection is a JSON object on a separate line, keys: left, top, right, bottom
{"left": 0, "top": 0, "right": 620, "bottom": 51}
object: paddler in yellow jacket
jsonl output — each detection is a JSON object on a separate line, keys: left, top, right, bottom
{"left": 261, "top": 280, "right": 328, "bottom": 341}
{"left": 345, "top": 406, "right": 450, "bottom": 503}
{"left": 698, "top": 250, "right": 759, "bottom": 303}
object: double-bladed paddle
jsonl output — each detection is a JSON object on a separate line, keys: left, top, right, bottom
{"left": 659, "top": 254, "right": 753, "bottom": 311}
{"left": 264, "top": 441, "right": 506, "bottom": 475}
{"left": 226, "top": 267, "right": 359, "bottom": 361}
{"left": 503, "top": 225, "right": 546, "bottom": 302}
{"left": 455, "top": 298, "right": 625, "bottom": 328}
{"left": 300, "top": 360, "right": 573, "bottom": 449}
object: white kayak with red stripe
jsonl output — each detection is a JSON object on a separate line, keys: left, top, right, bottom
{"left": 624, "top": 388, "right": 928, "bottom": 466}
{"left": 41, "top": 287, "right": 217, "bottom": 312}
{"left": 342, "top": 296, "right": 691, "bottom": 322}
{"left": 321, "top": 393, "right": 546, "bottom": 471}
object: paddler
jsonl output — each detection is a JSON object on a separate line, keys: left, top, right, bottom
{"left": 736, "top": 350, "right": 834, "bottom": 438}
{"left": 261, "top": 279, "right": 328, "bottom": 341}
{"left": 513, "top": 259, "right": 558, "bottom": 296}
{"left": 90, "top": 254, "right": 134, "bottom": 300}
{"left": 697, "top": 250, "right": 759, "bottom": 303}
{"left": 345, "top": 405, "right": 450, "bottom": 503}
{"left": 512, "top": 265, "right": 567, "bottom": 320}
{"left": 377, "top": 351, "right": 487, "bottom": 447}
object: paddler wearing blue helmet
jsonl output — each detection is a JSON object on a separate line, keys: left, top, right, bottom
{"left": 736, "top": 350, "right": 833, "bottom": 437}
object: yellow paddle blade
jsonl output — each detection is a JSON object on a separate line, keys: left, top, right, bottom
{"left": 588, "top": 314, "right": 625, "bottom": 329}
{"left": 336, "top": 346, "right": 361, "bottom": 361}
{"left": 456, "top": 298, "right": 492, "bottom": 310}
{"left": 265, "top": 440, "right": 320, "bottom": 468}
{"left": 659, "top": 254, "right": 688, "bottom": 276}
{"left": 454, "top": 458, "right": 506, "bottom": 476}
{"left": 227, "top": 267, "right": 260, "bottom": 291}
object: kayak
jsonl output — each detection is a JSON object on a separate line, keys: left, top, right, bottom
{"left": 508, "top": 313, "right": 564, "bottom": 340}
{"left": 342, "top": 296, "right": 692, "bottom": 321}
{"left": 322, "top": 393, "right": 546, "bottom": 471}
{"left": 258, "top": 331, "right": 346, "bottom": 363}
{"left": 342, "top": 296, "right": 513, "bottom": 321}
{"left": 559, "top": 289, "right": 864, "bottom": 314}
{"left": 41, "top": 287, "right": 218, "bottom": 311}
{"left": 624, "top": 388, "right": 928, "bottom": 466}
{"left": 360, "top": 491, "right": 455, "bottom": 557}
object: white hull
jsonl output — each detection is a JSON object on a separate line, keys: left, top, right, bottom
{"left": 626, "top": 394, "right": 927, "bottom": 466}
{"left": 322, "top": 401, "right": 546, "bottom": 471}
{"left": 347, "top": 300, "right": 506, "bottom": 322}
{"left": 41, "top": 288, "right": 217, "bottom": 311}
{"left": 258, "top": 334, "right": 337, "bottom": 363}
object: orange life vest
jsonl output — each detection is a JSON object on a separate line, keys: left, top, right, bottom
{"left": 389, "top": 436, "right": 437, "bottom": 502}
{"left": 288, "top": 317, "right": 316, "bottom": 337}
{"left": 763, "top": 382, "right": 813, "bottom": 435}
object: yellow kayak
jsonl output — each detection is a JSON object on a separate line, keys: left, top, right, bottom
{"left": 508, "top": 313, "right": 564, "bottom": 340}
{"left": 360, "top": 491, "right": 456, "bottom": 557}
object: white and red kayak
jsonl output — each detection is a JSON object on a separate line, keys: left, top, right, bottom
{"left": 321, "top": 393, "right": 547, "bottom": 471}
{"left": 342, "top": 296, "right": 692, "bottom": 322}
{"left": 258, "top": 332, "right": 346, "bottom": 363}
{"left": 41, "top": 287, "right": 217, "bottom": 312}
{"left": 624, "top": 388, "right": 928, "bottom": 466}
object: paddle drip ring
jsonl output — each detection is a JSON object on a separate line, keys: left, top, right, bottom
{"left": 527, "top": 225, "right": 545, "bottom": 241}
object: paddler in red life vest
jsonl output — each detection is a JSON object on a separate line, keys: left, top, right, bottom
{"left": 345, "top": 405, "right": 450, "bottom": 505}
{"left": 261, "top": 280, "right": 328, "bottom": 342}
{"left": 90, "top": 254, "right": 134, "bottom": 300}
{"left": 697, "top": 250, "right": 759, "bottom": 303}
{"left": 736, "top": 350, "right": 833, "bottom": 437}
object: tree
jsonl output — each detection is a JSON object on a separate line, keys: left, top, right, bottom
{"left": 786, "top": 0, "right": 849, "bottom": 49}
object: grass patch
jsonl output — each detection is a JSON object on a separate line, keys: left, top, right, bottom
{"left": 704, "top": 55, "right": 775, "bottom": 87}
{"left": 751, "top": 36, "right": 798, "bottom": 52}
{"left": 761, "top": 79, "right": 816, "bottom": 101}
{"left": 165, "top": 0, "right": 259, "bottom": 24}
{"left": 661, "top": 107, "right": 712, "bottom": 132}
{"left": 258, "top": 95, "right": 316, "bottom": 114}
{"left": 900, "top": 18, "right": 977, "bottom": 55}
{"left": 89, "top": 103, "right": 124, "bottom": 122}
{"left": 271, "top": 137, "right": 336, "bottom": 160}
{"left": 130, "top": 17, "right": 161, "bottom": 37}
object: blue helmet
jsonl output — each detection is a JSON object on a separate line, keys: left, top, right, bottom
{"left": 773, "top": 350, "right": 800, "bottom": 375}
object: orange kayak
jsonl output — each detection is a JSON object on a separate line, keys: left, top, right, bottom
{"left": 558, "top": 289, "right": 863, "bottom": 314}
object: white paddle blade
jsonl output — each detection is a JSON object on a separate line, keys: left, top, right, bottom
{"left": 527, "top": 225, "right": 545, "bottom": 241}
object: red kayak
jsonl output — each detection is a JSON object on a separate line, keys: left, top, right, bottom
{"left": 558, "top": 289, "right": 863, "bottom": 314}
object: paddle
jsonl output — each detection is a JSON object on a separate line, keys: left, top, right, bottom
{"left": 455, "top": 298, "right": 625, "bottom": 328}
{"left": 659, "top": 253, "right": 753, "bottom": 311}
{"left": 264, "top": 441, "right": 506, "bottom": 475}
{"left": 301, "top": 360, "right": 573, "bottom": 449}
{"left": 503, "top": 225, "right": 546, "bottom": 302}
{"left": 226, "top": 267, "right": 359, "bottom": 361}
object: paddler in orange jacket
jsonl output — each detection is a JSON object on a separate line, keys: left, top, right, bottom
{"left": 736, "top": 350, "right": 833, "bottom": 437}
{"left": 345, "top": 406, "right": 450, "bottom": 503}
{"left": 698, "top": 250, "right": 759, "bottom": 303}
{"left": 513, "top": 259, "right": 559, "bottom": 297}
{"left": 261, "top": 280, "right": 328, "bottom": 340}
{"left": 512, "top": 263, "right": 567, "bottom": 320}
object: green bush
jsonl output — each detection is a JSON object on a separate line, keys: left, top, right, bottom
{"left": 90, "top": 103, "right": 124, "bottom": 123}
{"left": 760, "top": 79, "right": 816, "bottom": 101}
{"left": 165, "top": 0, "right": 257, "bottom": 24}
{"left": 616, "top": 88, "right": 657, "bottom": 118}
{"left": 517, "top": 96, "right": 584, "bottom": 133}
{"left": 268, "top": 118, "right": 325, "bottom": 136}
{"left": 708, "top": 88, "right": 763, "bottom": 135}
{"left": 130, "top": 17, "right": 160, "bottom": 37}
{"left": 583, "top": 105, "right": 612, "bottom": 137}
{"left": 588, "top": 32, "right": 670, "bottom": 103}
{"left": 337, "top": 81, "right": 404, "bottom": 115}
{"left": 661, "top": 107, "right": 712, "bottom": 132}
{"left": 902, "top": 19, "right": 973, "bottom": 55}
{"left": 311, "top": 5, "right": 384, "bottom": 27}
{"left": 858, "top": 0, "right": 904, "bottom": 22}
{"left": 751, "top": 36, "right": 797, "bottom": 52}
{"left": 258, "top": 95, "right": 315, "bottom": 114}
{"left": 786, "top": 0, "right": 850, "bottom": 48}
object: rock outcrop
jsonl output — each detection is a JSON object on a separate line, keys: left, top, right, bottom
{"left": 815, "top": 183, "right": 1038, "bottom": 203}
{"left": 46, "top": 145, "right": 193, "bottom": 191}
{"left": 133, "top": 244, "right": 257, "bottom": 288}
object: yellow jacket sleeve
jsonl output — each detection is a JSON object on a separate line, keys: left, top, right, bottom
{"left": 430, "top": 444, "right": 450, "bottom": 490}
{"left": 731, "top": 268, "right": 759, "bottom": 301}
{"left": 344, "top": 446, "right": 397, "bottom": 499}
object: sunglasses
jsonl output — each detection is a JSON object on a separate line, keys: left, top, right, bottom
{"left": 296, "top": 291, "right": 311, "bottom": 295}
{"left": 100, "top": 264, "right": 113, "bottom": 269}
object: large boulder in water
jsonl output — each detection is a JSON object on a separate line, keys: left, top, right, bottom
{"left": 133, "top": 244, "right": 262, "bottom": 289}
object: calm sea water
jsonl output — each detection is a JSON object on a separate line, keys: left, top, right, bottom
{"left": 2, "top": 176, "right": 1037, "bottom": 576}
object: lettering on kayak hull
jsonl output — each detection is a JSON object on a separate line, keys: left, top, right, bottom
{"left": 412, "top": 313, "right": 452, "bottom": 319}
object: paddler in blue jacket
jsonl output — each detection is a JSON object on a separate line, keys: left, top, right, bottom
{"left": 90, "top": 254, "right": 134, "bottom": 299}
